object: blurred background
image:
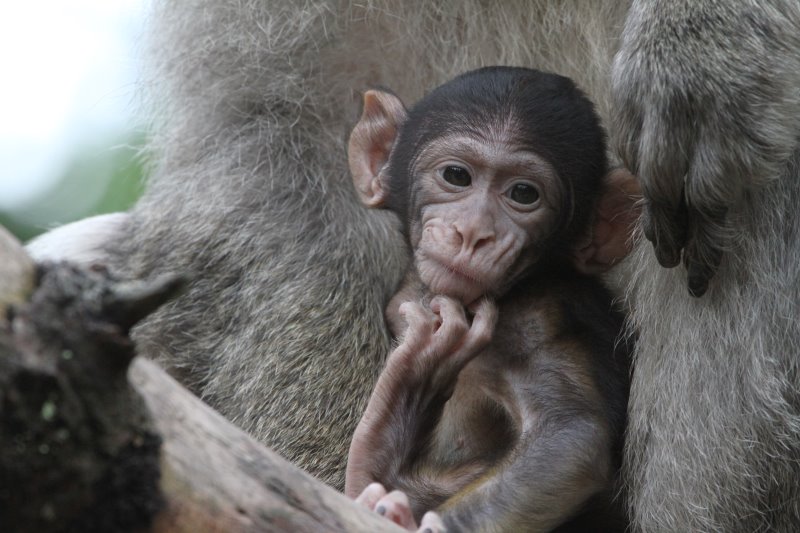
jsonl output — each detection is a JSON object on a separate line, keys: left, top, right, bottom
{"left": 0, "top": 0, "right": 148, "bottom": 243}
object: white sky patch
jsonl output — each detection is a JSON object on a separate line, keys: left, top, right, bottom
{"left": 0, "top": 0, "right": 147, "bottom": 209}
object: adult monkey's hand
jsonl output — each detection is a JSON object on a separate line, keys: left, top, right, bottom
{"left": 612, "top": 0, "right": 800, "bottom": 296}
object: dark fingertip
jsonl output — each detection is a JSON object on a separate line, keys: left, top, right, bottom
{"left": 376, "top": 505, "right": 386, "bottom": 516}
{"left": 641, "top": 207, "right": 655, "bottom": 243}
{"left": 687, "top": 272, "right": 709, "bottom": 298}
{"left": 688, "top": 281, "right": 708, "bottom": 298}
{"left": 654, "top": 243, "right": 681, "bottom": 268}
{"left": 423, "top": 529, "right": 433, "bottom": 533}
{"left": 686, "top": 236, "right": 722, "bottom": 297}
{"left": 642, "top": 205, "right": 682, "bottom": 268}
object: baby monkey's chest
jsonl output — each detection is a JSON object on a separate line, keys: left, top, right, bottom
{"left": 429, "top": 336, "right": 551, "bottom": 468}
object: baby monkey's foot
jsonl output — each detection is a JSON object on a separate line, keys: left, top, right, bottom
{"left": 355, "top": 482, "right": 446, "bottom": 533}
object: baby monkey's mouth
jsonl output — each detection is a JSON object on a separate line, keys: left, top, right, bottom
{"left": 416, "top": 253, "right": 493, "bottom": 305}
{"left": 441, "top": 262, "right": 481, "bottom": 284}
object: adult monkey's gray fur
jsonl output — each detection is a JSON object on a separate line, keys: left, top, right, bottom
{"left": 27, "top": 1, "right": 800, "bottom": 531}
{"left": 615, "top": 2, "right": 800, "bottom": 531}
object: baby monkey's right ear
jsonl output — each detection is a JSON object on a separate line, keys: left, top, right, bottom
{"left": 348, "top": 90, "right": 408, "bottom": 208}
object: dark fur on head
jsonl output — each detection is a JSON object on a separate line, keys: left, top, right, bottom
{"left": 387, "top": 66, "right": 608, "bottom": 254}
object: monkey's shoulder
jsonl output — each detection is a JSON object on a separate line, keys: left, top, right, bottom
{"left": 496, "top": 273, "right": 625, "bottom": 355}
{"left": 487, "top": 274, "right": 630, "bottom": 423}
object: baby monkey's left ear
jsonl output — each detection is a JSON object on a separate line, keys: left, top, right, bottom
{"left": 348, "top": 89, "right": 408, "bottom": 208}
{"left": 574, "top": 168, "right": 642, "bottom": 274}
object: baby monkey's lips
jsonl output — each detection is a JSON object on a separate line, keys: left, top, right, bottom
{"left": 417, "top": 255, "right": 494, "bottom": 305}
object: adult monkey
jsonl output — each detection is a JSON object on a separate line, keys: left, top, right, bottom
{"left": 27, "top": 1, "right": 800, "bottom": 531}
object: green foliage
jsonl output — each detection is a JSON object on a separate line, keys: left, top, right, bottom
{"left": 1, "top": 132, "right": 146, "bottom": 243}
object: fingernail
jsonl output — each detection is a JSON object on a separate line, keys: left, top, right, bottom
{"left": 376, "top": 505, "right": 386, "bottom": 516}
{"left": 654, "top": 243, "right": 680, "bottom": 268}
{"left": 687, "top": 275, "right": 708, "bottom": 298}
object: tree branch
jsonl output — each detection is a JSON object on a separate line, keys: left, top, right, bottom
{"left": 0, "top": 227, "right": 401, "bottom": 533}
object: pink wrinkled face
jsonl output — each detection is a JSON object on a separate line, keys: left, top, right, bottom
{"left": 408, "top": 133, "right": 562, "bottom": 304}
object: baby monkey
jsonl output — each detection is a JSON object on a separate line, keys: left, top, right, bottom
{"left": 346, "top": 67, "right": 638, "bottom": 532}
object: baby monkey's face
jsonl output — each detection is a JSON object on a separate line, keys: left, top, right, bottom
{"left": 407, "top": 132, "right": 562, "bottom": 305}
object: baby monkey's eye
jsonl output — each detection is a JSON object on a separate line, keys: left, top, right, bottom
{"left": 509, "top": 183, "right": 540, "bottom": 205}
{"left": 442, "top": 165, "right": 472, "bottom": 187}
